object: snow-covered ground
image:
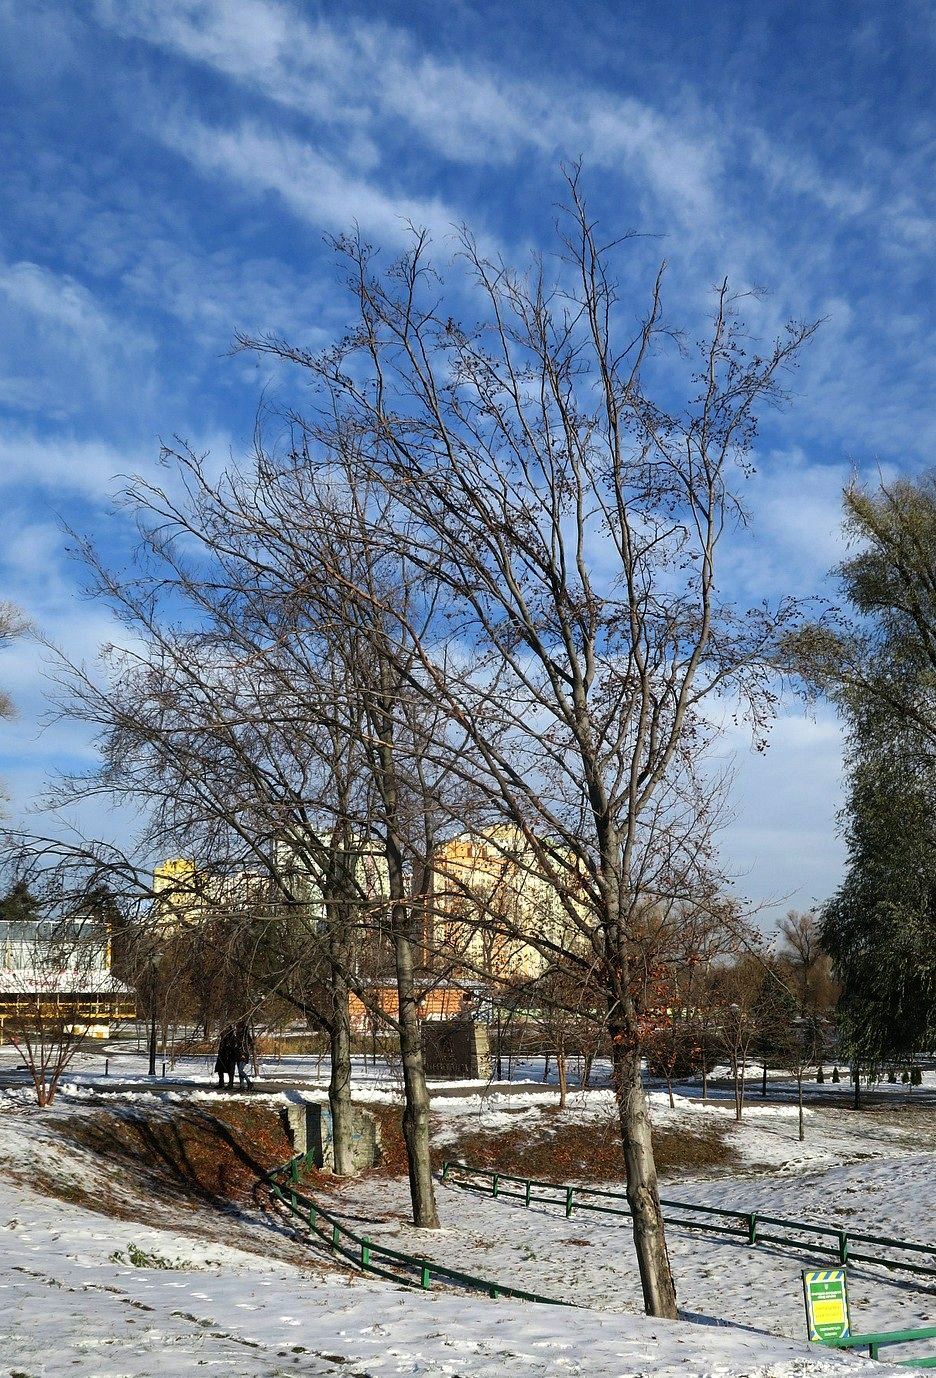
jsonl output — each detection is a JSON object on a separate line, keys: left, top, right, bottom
{"left": 0, "top": 1049, "right": 933, "bottom": 1376}
{"left": 0, "top": 1171, "right": 914, "bottom": 1378}
{"left": 333, "top": 1136, "right": 935, "bottom": 1341}
{"left": 429, "top": 1082, "right": 936, "bottom": 1174}
{"left": 2, "top": 1038, "right": 932, "bottom": 1106}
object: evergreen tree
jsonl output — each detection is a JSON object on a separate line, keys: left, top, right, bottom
{"left": 0, "top": 880, "right": 40, "bottom": 926}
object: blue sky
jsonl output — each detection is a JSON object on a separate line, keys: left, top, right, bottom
{"left": 0, "top": 0, "right": 933, "bottom": 919}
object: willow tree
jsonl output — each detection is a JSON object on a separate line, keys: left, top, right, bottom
{"left": 244, "top": 177, "right": 816, "bottom": 1316}
{"left": 796, "top": 475, "right": 936, "bottom": 1067}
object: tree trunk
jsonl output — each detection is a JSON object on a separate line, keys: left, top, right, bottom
{"left": 148, "top": 993, "right": 157, "bottom": 1077}
{"left": 392, "top": 912, "right": 439, "bottom": 1227}
{"left": 382, "top": 803, "right": 439, "bottom": 1226}
{"left": 602, "top": 817, "right": 677, "bottom": 1320}
{"left": 557, "top": 1048, "right": 568, "bottom": 1109}
{"left": 610, "top": 1036, "right": 679, "bottom": 1319}
{"left": 328, "top": 952, "right": 355, "bottom": 1176}
{"left": 583, "top": 1050, "right": 594, "bottom": 1088}
{"left": 732, "top": 1053, "right": 742, "bottom": 1121}
{"left": 665, "top": 1074, "right": 675, "bottom": 1110}
{"left": 797, "top": 1074, "right": 805, "bottom": 1142}
{"left": 372, "top": 668, "right": 440, "bottom": 1230}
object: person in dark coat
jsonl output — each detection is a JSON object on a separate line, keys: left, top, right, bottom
{"left": 234, "top": 1020, "right": 254, "bottom": 1091}
{"left": 215, "top": 1025, "right": 237, "bottom": 1087}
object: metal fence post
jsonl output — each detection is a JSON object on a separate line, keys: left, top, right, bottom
{"left": 748, "top": 1212, "right": 758, "bottom": 1245}
{"left": 492, "top": 1173, "right": 500, "bottom": 1199}
{"left": 361, "top": 1237, "right": 371, "bottom": 1270}
{"left": 331, "top": 1222, "right": 340, "bottom": 1251}
{"left": 565, "top": 1187, "right": 574, "bottom": 1218}
{"left": 421, "top": 1262, "right": 431, "bottom": 1290}
{"left": 838, "top": 1231, "right": 849, "bottom": 1264}
{"left": 525, "top": 1179, "right": 532, "bottom": 1208}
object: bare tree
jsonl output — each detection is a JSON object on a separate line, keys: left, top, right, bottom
{"left": 0, "top": 600, "right": 29, "bottom": 722}
{"left": 37, "top": 476, "right": 375, "bottom": 1170}
{"left": 778, "top": 909, "right": 838, "bottom": 1023}
{"left": 779, "top": 1007, "right": 824, "bottom": 1143}
{"left": 240, "top": 177, "right": 817, "bottom": 1315}
{"left": 713, "top": 954, "right": 765, "bottom": 1121}
{"left": 41, "top": 447, "right": 468, "bottom": 1223}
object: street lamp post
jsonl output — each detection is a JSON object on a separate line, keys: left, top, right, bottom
{"left": 148, "top": 953, "right": 158, "bottom": 1077}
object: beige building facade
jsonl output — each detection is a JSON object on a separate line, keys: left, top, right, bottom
{"left": 432, "top": 826, "right": 587, "bottom": 982}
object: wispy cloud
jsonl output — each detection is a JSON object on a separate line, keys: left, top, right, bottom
{"left": 93, "top": 0, "right": 934, "bottom": 263}
{"left": 157, "top": 114, "right": 467, "bottom": 249}
{"left": 0, "top": 261, "right": 118, "bottom": 337}
{"left": 0, "top": 258, "right": 156, "bottom": 419}
{"left": 0, "top": 430, "right": 145, "bottom": 502}
{"left": 94, "top": 0, "right": 723, "bottom": 231}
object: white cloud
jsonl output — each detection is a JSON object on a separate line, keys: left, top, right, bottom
{"left": 0, "top": 430, "right": 144, "bottom": 502}
{"left": 717, "top": 702, "right": 846, "bottom": 923}
{"left": 718, "top": 448, "right": 851, "bottom": 603}
{"left": 95, "top": 0, "right": 723, "bottom": 231}
{"left": 0, "top": 536, "right": 150, "bottom": 832}
{"left": 0, "top": 425, "right": 245, "bottom": 510}
{"left": 0, "top": 258, "right": 156, "bottom": 419}
{"left": 0, "top": 260, "right": 153, "bottom": 357}
{"left": 158, "top": 116, "right": 468, "bottom": 248}
{"left": 746, "top": 131, "right": 872, "bottom": 220}
{"left": 1, "top": 261, "right": 111, "bottom": 337}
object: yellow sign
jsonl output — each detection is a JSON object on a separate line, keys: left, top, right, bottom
{"left": 802, "top": 1269, "right": 850, "bottom": 1344}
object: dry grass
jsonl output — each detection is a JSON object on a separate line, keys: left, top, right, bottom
{"left": 44, "top": 1100, "right": 294, "bottom": 1222}
{"left": 20, "top": 1095, "right": 733, "bottom": 1255}
{"left": 360, "top": 1102, "right": 734, "bottom": 1186}
{"left": 435, "top": 1108, "right": 733, "bottom": 1184}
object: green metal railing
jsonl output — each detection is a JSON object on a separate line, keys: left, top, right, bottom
{"left": 267, "top": 1154, "right": 935, "bottom": 1367}
{"left": 441, "top": 1161, "right": 936, "bottom": 1367}
{"left": 266, "top": 1153, "right": 569, "bottom": 1306}
{"left": 828, "top": 1326, "right": 936, "bottom": 1369}
{"left": 441, "top": 1160, "right": 936, "bottom": 1279}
